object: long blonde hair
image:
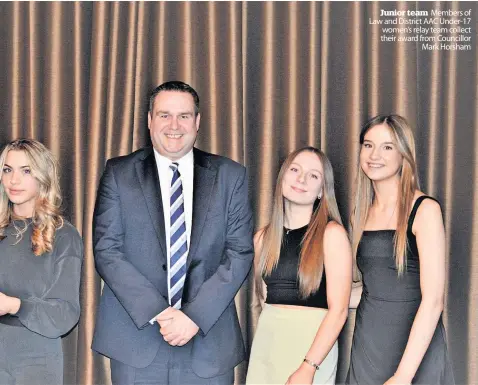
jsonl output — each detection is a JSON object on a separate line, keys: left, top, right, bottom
{"left": 0, "top": 139, "right": 64, "bottom": 255}
{"left": 351, "top": 115, "right": 419, "bottom": 274}
{"left": 257, "top": 147, "right": 343, "bottom": 299}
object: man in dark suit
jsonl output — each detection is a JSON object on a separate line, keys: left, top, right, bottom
{"left": 92, "top": 81, "right": 254, "bottom": 384}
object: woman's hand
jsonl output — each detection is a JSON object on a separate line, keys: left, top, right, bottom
{"left": 0, "top": 292, "right": 21, "bottom": 315}
{"left": 285, "top": 362, "right": 315, "bottom": 385}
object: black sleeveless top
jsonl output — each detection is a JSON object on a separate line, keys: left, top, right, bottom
{"left": 264, "top": 224, "right": 328, "bottom": 309}
{"left": 357, "top": 195, "right": 440, "bottom": 302}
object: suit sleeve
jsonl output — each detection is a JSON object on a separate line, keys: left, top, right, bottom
{"left": 15, "top": 230, "right": 83, "bottom": 339}
{"left": 181, "top": 166, "right": 254, "bottom": 335}
{"left": 93, "top": 160, "right": 169, "bottom": 329}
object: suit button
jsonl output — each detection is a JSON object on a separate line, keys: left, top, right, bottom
{"left": 162, "top": 264, "right": 167, "bottom": 271}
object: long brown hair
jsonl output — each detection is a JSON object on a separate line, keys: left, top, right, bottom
{"left": 0, "top": 139, "right": 64, "bottom": 255}
{"left": 257, "top": 147, "right": 343, "bottom": 298}
{"left": 351, "top": 115, "right": 419, "bottom": 274}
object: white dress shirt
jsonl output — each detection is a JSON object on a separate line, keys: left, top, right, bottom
{"left": 150, "top": 148, "right": 194, "bottom": 323}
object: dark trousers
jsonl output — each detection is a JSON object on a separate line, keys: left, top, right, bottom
{"left": 0, "top": 324, "right": 63, "bottom": 385}
{"left": 111, "top": 342, "right": 234, "bottom": 385}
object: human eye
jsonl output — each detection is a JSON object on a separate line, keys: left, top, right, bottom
{"left": 384, "top": 145, "right": 394, "bottom": 150}
{"left": 362, "top": 142, "right": 372, "bottom": 148}
{"left": 180, "top": 114, "right": 191, "bottom": 120}
{"left": 2, "top": 167, "right": 11, "bottom": 173}
{"left": 159, "top": 113, "right": 169, "bottom": 119}
{"left": 23, "top": 168, "right": 31, "bottom": 174}
{"left": 310, "top": 174, "right": 319, "bottom": 180}
{"left": 290, "top": 167, "right": 298, "bottom": 172}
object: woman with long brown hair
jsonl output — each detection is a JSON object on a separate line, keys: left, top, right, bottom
{"left": 346, "top": 115, "right": 454, "bottom": 385}
{"left": 0, "top": 139, "right": 83, "bottom": 384}
{"left": 246, "top": 146, "right": 352, "bottom": 385}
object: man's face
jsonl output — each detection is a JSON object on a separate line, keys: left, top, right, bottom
{"left": 148, "top": 91, "right": 200, "bottom": 161}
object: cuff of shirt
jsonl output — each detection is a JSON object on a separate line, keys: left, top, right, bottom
{"left": 149, "top": 314, "right": 160, "bottom": 325}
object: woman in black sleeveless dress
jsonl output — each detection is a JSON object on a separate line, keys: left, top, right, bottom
{"left": 346, "top": 115, "right": 454, "bottom": 385}
{"left": 247, "top": 147, "right": 352, "bottom": 385}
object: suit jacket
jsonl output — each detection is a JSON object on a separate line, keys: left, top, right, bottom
{"left": 92, "top": 146, "right": 254, "bottom": 378}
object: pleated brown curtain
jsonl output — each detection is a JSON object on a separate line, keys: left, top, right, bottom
{"left": 0, "top": 1, "right": 476, "bottom": 384}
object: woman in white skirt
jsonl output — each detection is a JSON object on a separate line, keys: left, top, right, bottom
{"left": 246, "top": 147, "right": 352, "bottom": 385}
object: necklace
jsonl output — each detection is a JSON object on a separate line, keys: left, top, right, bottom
{"left": 371, "top": 203, "right": 397, "bottom": 229}
{"left": 386, "top": 204, "right": 397, "bottom": 228}
{"left": 284, "top": 223, "right": 308, "bottom": 235}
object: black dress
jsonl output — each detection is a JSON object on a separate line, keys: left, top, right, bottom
{"left": 346, "top": 196, "right": 455, "bottom": 385}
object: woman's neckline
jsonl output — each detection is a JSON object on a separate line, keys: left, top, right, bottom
{"left": 284, "top": 223, "right": 308, "bottom": 235}
{"left": 363, "top": 229, "right": 395, "bottom": 232}
{"left": 11, "top": 217, "right": 33, "bottom": 225}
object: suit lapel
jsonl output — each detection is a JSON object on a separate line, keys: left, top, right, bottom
{"left": 188, "top": 149, "right": 217, "bottom": 267}
{"left": 135, "top": 148, "right": 167, "bottom": 260}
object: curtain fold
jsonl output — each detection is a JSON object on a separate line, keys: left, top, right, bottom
{"left": 0, "top": 2, "right": 476, "bottom": 384}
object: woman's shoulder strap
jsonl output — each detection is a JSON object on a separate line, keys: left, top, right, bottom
{"left": 407, "top": 195, "right": 440, "bottom": 232}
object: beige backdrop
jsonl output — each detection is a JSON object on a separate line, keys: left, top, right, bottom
{"left": 0, "top": 1, "right": 476, "bottom": 384}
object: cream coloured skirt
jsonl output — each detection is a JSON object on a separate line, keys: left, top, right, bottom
{"left": 246, "top": 304, "right": 338, "bottom": 385}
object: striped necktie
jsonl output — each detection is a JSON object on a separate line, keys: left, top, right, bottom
{"left": 169, "top": 162, "right": 188, "bottom": 309}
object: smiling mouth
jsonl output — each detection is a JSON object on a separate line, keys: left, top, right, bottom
{"left": 367, "top": 163, "right": 384, "bottom": 168}
{"left": 165, "top": 134, "right": 183, "bottom": 139}
{"left": 8, "top": 189, "right": 24, "bottom": 195}
{"left": 291, "top": 186, "right": 307, "bottom": 193}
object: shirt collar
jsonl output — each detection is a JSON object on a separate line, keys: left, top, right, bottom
{"left": 153, "top": 148, "right": 194, "bottom": 172}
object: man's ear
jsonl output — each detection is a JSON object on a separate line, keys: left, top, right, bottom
{"left": 147, "top": 112, "right": 152, "bottom": 130}
{"left": 196, "top": 113, "right": 201, "bottom": 131}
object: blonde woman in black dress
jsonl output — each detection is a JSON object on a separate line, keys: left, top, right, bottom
{"left": 247, "top": 147, "right": 352, "bottom": 385}
{"left": 347, "top": 115, "right": 454, "bottom": 385}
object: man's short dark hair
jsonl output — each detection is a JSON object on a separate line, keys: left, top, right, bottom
{"left": 149, "top": 81, "right": 200, "bottom": 115}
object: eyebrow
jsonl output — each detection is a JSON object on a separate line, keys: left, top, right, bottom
{"left": 290, "top": 163, "right": 323, "bottom": 174}
{"left": 363, "top": 140, "right": 395, "bottom": 145}
{"left": 3, "top": 163, "right": 30, "bottom": 169}
{"left": 156, "top": 110, "right": 193, "bottom": 115}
